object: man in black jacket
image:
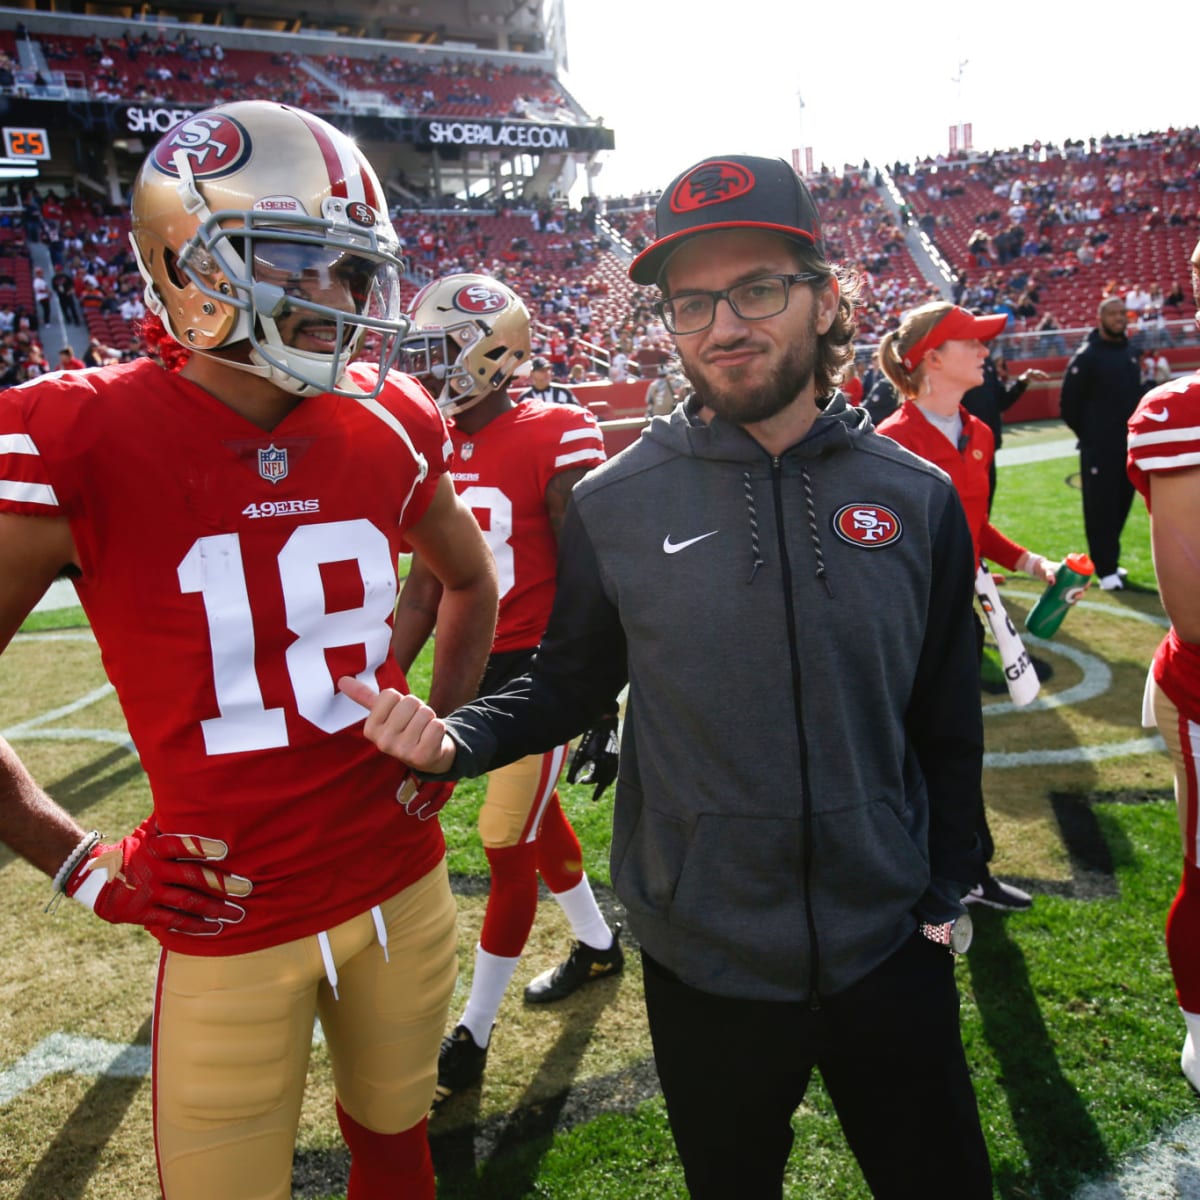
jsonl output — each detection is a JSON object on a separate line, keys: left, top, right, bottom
{"left": 962, "top": 351, "right": 1047, "bottom": 510}
{"left": 1059, "top": 297, "right": 1149, "bottom": 589}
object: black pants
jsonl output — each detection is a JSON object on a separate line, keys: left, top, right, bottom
{"left": 642, "top": 937, "right": 992, "bottom": 1199}
{"left": 1079, "top": 444, "right": 1134, "bottom": 578}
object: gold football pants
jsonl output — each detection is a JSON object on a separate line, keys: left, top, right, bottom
{"left": 152, "top": 859, "right": 457, "bottom": 1200}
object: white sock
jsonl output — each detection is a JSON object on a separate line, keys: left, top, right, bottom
{"left": 552, "top": 875, "right": 613, "bottom": 951}
{"left": 1182, "top": 1010, "right": 1200, "bottom": 1089}
{"left": 459, "top": 944, "right": 520, "bottom": 1047}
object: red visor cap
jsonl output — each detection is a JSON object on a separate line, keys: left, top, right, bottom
{"left": 900, "top": 307, "right": 1008, "bottom": 371}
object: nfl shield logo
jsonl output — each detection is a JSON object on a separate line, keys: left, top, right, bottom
{"left": 258, "top": 444, "right": 288, "bottom": 484}
{"left": 459, "top": 442, "right": 474, "bottom": 462}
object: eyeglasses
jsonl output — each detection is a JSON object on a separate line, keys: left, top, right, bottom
{"left": 654, "top": 273, "right": 822, "bottom": 335}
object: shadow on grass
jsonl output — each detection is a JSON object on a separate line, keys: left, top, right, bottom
{"left": 17, "top": 1017, "right": 151, "bottom": 1200}
{"left": 430, "top": 973, "right": 636, "bottom": 1199}
{"left": 969, "top": 914, "right": 1113, "bottom": 1199}
{"left": 0, "top": 746, "right": 144, "bottom": 871}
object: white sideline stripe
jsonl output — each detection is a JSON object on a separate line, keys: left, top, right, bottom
{"left": 1, "top": 683, "right": 117, "bottom": 733}
{"left": 985, "top": 735, "right": 1165, "bottom": 768}
{"left": 994, "top": 438, "right": 1077, "bottom": 466}
{"left": 0, "top": 1025, "right": 326, "bottom": 1107}
{"left": 1072, "top": 1114, "right": 1200, "bottom": 1199}
{"left": 0, "top": 1034, "right": 150, "bottom": 1106}
{"left": 32, "top": 578, "right": 77, "bottom": 612}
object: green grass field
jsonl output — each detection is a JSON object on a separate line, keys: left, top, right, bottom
{"left": 1, "top": 422, "right": 1193, "bottom": 1200}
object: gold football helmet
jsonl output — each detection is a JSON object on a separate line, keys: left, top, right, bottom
{"left": 130, "top": 100, "right": 406, "bottom": 399}
{"left": 399, "top": 274, "right": 531, "bottom": 415}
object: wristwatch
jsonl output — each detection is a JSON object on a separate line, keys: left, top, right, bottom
{"left": 919, "top": 912, "right": 973, "bottom": 956}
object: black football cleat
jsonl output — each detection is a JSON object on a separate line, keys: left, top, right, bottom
{"left": 523, "top": 924, "right": 625, "bottom": 1004}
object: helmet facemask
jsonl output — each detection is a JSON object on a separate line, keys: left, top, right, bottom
{"left": 398, "top": 275, "right": 532, "bottom": 417}
{"left": 170, "top": 204, "right": 407, "bottom": 398}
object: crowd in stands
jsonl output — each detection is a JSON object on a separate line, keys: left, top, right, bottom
{"left": 899, "top": 126, "right": 1200, "bottom": 353}
{"left": 6, "top": 27, "right": 575, "bottom": 119}
{"left": 2, "top": 22, "right": 1198, "bottom": 397}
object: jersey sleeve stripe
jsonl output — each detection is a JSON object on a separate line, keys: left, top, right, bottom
{"left": 560, "top": 426, "right": 604, "bottom": 445}
{"left": 0, "top": 433, "right": 39, "bottom": 455}
{"left": 554, "top": 447, "right": 606, "bottom": 469}
{"left": 0, "top": 479, "right": 59, "bottom": 505}
{"left": 1129, "top": 424, "right": 1200, "bottom": 448}
{"left": 1133, "top": 450, "right": 1200, "bottom": 473}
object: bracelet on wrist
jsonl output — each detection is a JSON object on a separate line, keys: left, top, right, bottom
{"left": 45, "top": 830, "right": 103, "bottom": 912}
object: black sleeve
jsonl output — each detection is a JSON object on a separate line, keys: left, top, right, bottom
{"left": 997, "top": 374, "right": 1028, "bottom": 412}
{"left": 1058, "top": 347, "right": 1087, "bottom": 438}
{"left": 433, "top": 500, "right": 628, "bottom": 779}
{"left": 906, "top": 488, "right": 985, "bottom": 906}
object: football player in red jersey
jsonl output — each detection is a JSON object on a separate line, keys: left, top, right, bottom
{"left": 0, "top": 102, "right": 497, "bottom": 1200}
{"left": 383, "top": 273, "right": 622, "bottom": 1103}
{"left": 1126, "top": 234, "right": 1200, "bottom": 1092}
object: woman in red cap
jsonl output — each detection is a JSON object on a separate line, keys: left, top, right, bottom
{"left": 876, "top": 301, "right": 1057, "bottom": 911}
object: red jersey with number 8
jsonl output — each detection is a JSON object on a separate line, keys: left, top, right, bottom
{"left": 448, "top": 398, "right": 605, "bottom": 653}
{"left": 0, "top": 357, "right": 452, "bottom": 954}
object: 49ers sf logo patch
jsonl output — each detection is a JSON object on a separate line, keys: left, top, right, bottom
{"left": 150, "top": 112, "right": 251, "bottom": 180}
{"left": 452, "top": 282, "right": 507, "bottom": 314}
{"left": 670, "top": 161, "right": 755, "bottom": 213}
{"left": 831, "top": 503, "right": 903, "bottom": 548}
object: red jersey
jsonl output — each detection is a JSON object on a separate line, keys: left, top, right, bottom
{"left": 876, "top": 401, "right": 1025, "bottom": 571}
{"left": 1127, "top": 374, "right": 1200, "bottom": 718}
{"left": 449, "top": 399, "right": 604, "bottom": 654}
{"left": 0, "top": 357, "right": 453, "bottom": 955}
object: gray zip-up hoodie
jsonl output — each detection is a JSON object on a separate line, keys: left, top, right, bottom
{"left": 439, "top": 394, "right": 985, "bottom": 1002}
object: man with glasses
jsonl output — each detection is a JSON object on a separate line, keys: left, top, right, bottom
{"left": 342, "top": 154, "right": 993, "bottom": 1198}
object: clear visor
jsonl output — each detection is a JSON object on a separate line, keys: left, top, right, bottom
{"left": 250, "top": 239, "right": 401, "bottom": 320}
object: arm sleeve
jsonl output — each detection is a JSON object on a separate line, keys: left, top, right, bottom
{"left": 998, "top": 375, "right": 1028, "bottom": 413}
{"left": 1058, "top": 349, "right": 1086, "bottom": 437}
{"left": 979, "top": 522, "right": 1027, "bottom": 573}
{"left": 435, "top": 499, "right": 628, "bottom": 778}
{"left": 907, "top": 490, "right": 986, "bottom": 902}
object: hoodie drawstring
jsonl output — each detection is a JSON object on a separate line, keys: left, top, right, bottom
{"left": 801, "top": 465, "right": 834, "bottom": 598}
{"left": 742, "top": 470, "right": 765, "bottom": 584}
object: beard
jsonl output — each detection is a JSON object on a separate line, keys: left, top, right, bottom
{"left": 679, "top": 305, "right": 821, "bottom": 426}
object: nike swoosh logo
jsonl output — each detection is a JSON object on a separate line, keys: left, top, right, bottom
{"left": 1143, "top": 408, "right": 1170, "bottom": 422}
{"left": 663, "top": 531, "right": 719, "bottom": 554}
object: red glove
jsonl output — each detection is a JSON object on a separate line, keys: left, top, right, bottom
{"left": 396, "top": 773, "right": 456, "bottom": 822}
{"left": 64, "top": 817, "right": 251, "bottom": 937}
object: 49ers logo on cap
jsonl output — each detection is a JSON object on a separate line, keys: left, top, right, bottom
{"left": 150, "top": 113, "right": 251, "bottom": 180}
{"left": 831, "top": 503, "right": 903, "bottom": 548}
{"left": 453, "top": 282, "right": 507, "bottom": 314}
{"left": 670, "top": 160, "right": 755, "bottom": 213}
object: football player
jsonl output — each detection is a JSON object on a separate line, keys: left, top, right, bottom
{"left": 390, "top": 274, "right": 622, "bottom": 1104}
{"left": 1126, "top": 233, "right": 1200, "bottom": 1093}
{"left": 0, "top": 101, "right": 497, "bottom": 1200}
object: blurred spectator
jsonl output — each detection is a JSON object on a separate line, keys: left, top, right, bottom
{"left": 51, "top": 266, "right": 80, "bottom": 324}
{"left": 57, "top": 346, "right": 86, "bottom": 371}
{"left": 32, "top": 268, "right": 50, "bottom": 325}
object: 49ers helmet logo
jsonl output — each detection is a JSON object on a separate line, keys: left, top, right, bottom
{"left": 150, "top": 112, "right": 251, "bottom": 180}
{"left": 453, "top": 282, "right": 508, "bottom": 314}
{"left": 831, "top": 503, "right": 903, "bottom": 548}
{"left": 346, "top": 201, "right": 376, "bottom": 227}
{"left": 670, "top": 161, "right": 755, "bottom": 213}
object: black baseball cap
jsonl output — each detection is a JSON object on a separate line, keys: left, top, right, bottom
{"left": 530, "top": 355, "right": 551, "bottom": 370}
{"left": 629, "top": 154, "right": 825, "bottom": 286}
